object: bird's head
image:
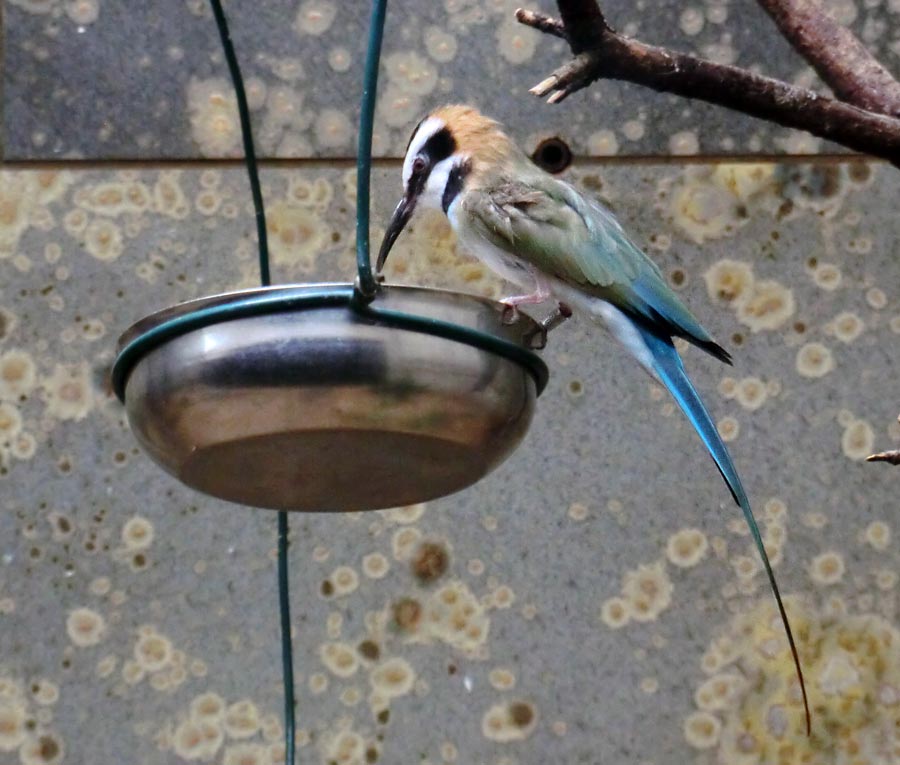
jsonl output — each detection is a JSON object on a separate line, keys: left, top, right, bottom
{"left": 376, "top": 105, "right": 514, "bottom": 271}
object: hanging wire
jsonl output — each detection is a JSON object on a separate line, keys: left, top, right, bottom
{"left": 354, "top": 0, "right": 389, "bottom": 300}
{"left": 207, "top": 2, "right": 294, "bottom": 763}
{"left": 274, "top": 512, "right": 295, "bottom": 764}
{"left": 208, "top": 0, "right": 271, "bottom": 288}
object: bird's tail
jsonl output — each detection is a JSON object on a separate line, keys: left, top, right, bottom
{"left": 637, "top": 326, "right": 811, "bottom": 734}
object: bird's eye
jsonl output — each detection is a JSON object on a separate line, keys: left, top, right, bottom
{"left": 412, "top": 157, "right": 426, "bottom": 174}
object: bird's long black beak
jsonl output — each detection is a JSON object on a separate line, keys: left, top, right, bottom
{"left": 376, "top": 193, "right": 415, "bottom": 273}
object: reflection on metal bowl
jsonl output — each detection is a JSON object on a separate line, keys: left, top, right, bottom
{"left": 113, "top": 283, "right": 548, "bottom": 511}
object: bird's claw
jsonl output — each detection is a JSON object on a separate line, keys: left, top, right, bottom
{"left": 525, "top": 326, "right": 548, "bottom": 350}
{"left": 501, "top": 303, "right": 521, "bottom": 326}
{"left": 524, "top": 302, "right": 572, "bottom": 350}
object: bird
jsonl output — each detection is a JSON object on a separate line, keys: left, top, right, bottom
{"left": 376, "top": 104, "right": 810, "bottom": 733}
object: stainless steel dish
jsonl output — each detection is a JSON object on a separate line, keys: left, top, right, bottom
{"left": 113, "top": 283, "right": 547, "bottom": 512}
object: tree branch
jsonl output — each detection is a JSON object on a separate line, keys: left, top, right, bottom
{"left": 518, "top": 1, "right": 900, "bottom": 467}
{"left": 757, "top": 0, "right": 900, "bottom": 117}
{"left": 517, "top": 8, "right": 566, "bottom": 40}
{"left": 556, "top": 0, "right": 607, "bottom": 51}
{"left": 516, "top": 2, "right": 900, "bottom": 166}
{"left": 866, "top": 449, "right": 900, "bottom": 465}
{"left": 867, "top": 414, "right": 900, "bottom": 465}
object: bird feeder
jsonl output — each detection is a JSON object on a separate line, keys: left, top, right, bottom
{"left": 111, "top": 2, "right": 549, "bottom": 513}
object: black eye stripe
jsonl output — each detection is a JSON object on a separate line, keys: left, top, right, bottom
{"left": 421, "top": 127, "right": 456, "bottom": 165}
{"left": 405, "top": 125, "right": 458, "bottom": 198}
{"left": 408, "top": 169, "right": 427, "bottom": 199}
{"left": 442, "top": 160, "right": 470, "bottom": 213}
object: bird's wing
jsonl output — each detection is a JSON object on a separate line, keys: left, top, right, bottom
{"left": 460, "top": 176, "right": 730, "bottom": 362}
{"left": 461, "top": 178, "right": 643, "bottom": 287}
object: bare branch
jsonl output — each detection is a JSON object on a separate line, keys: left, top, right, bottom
{"left": 556, "top": 0, "right": 607, "bottom": 51}
{"left": 757, "top": 0, "right": 900, "bottom": 117}
{"left": 866, "top": 450, "right": 900, "bottom": 465}
{"left": 516, "top": 4, "right": 900, "bottom": 165}
{"left": 515, "top": 9, "right": 567, "bottom": 41}
{"left": 867, "top": 414, "right": 900, "bottom": 465}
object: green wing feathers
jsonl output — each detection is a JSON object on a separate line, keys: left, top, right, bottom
{"left": 462, "top": 180, "right": 641, "bottom": 288}
{"left": 461, "top": 176, "right": 730, "bottom": 363}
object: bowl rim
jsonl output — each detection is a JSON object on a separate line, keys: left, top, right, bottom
{"left": 111, "top": 282, "right": 550, "bottom": 402}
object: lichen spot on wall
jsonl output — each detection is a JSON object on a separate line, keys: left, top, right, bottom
{"left": 265, "top": 201, "right": 326, "bottom": 272}
{"left": 481, "top": 700, "right": 537, "bottom": 742}
{"left": 809, "top": 551, "right": 846, "bottom": 586}
{"left": 294, "top": 1, "right": 337, "bottom": 36}
{"left": 863, "top": 521, "right": 891, "bottom": 552}
{"left": 65, "top": 607, "right": 106, "bottom": 647}
{"left": 841, "top": 419, "right": 874, "bottom": 461}
{"left": 687, "top": 600, "right": 900, "bottom": 762}
{"left": 42, "top": 362, "right": 94, "bottom": 421}
{"left": 599, "top": 596, "right": 630, "bottom": 629}
{"left": 704, "top": 259, "right": 754, "bottom": 308}
{"left": 736, "top": 280, "right": 795, "bottom": 332}
{"left": 666, "top": 528, "right": 709, "bottom": 568}
{"left": 370, "top": 657, "right": 415, "bottom": 700}
{"left": 121, "top": 515, "right": 154, "bottom": 550}
{"left": 795, "top": 342, "right": 835, "bottom": 378}
{"left": 187, "top": 78, "right": 241, "bottom": 158}
{"left": 320, "top": 642, "right": 359, "bottom": 679}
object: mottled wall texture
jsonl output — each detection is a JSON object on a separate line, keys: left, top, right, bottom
{"left": 1, "top": 2, "right": 899, "bottom": 765}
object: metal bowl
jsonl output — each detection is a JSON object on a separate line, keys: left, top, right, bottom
{"left": 113, "top": 283, "right": 548, "bottom": 512}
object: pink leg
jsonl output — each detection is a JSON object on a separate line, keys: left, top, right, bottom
{"left": 499, "top": 280, "right": 552, "bottom": 325}
{"left": 499, "top": 286, "right": 552, "bottom": 308}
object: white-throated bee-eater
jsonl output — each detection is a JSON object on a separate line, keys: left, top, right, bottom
{"left": 377, "top": 105, "right": 810, "bottom": 732}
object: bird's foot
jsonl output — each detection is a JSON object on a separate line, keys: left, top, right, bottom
{"left": 499, "top": 290, "right": 551, "bottom": 325}
{"left": 501, "top": 304, "right": 520, "bottom": 326}
{"left": 524, "top": 302, "right": 573, "bottom": 350}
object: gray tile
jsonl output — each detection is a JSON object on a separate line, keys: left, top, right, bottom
{"left": 0, "top": 159, "right": 897, "bottom": 763}
{"left": 6, "top": 0, "right": 899, "bottom": 160}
